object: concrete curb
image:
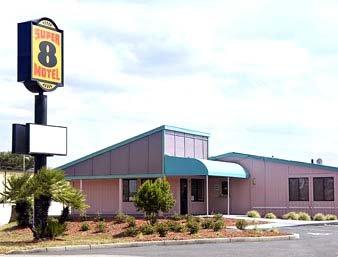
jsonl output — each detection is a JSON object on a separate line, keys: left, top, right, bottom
{"left": 6, "top": 233, "right": 299, "bottom": 255}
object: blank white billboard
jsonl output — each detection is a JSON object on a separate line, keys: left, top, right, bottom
{"left": 28, "top": 124, "right": 67, "bottom": 155}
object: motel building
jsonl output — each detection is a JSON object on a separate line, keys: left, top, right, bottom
{"left": 60, "top": 125, "right": 338, "bottom": 217}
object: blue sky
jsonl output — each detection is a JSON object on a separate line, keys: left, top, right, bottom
{"left": 1, "top": 0, "right": 338, "bottom": 167}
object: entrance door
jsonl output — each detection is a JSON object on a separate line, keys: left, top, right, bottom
{"left": 180, "top": 179, "right": 188, "bottom": 215}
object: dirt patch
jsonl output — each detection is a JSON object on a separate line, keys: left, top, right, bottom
{"left": 0, "top": 217, "right": 283, "bottom": 254}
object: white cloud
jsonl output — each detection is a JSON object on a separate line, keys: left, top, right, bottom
{"left": 0, "top": 0, "right": 338, "bottom": 168}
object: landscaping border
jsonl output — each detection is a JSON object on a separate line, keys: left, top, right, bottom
{"left": 6, "top": 233, "right": 299, "bottom": 255}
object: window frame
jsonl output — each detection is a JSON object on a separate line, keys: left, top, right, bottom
{"left": 288, "top": 177, "right": 309, "bottom": 201}
{"left": 313, "top": 177, "right": 334, "bottom": 201}
{"left": 122, "top": 179, "right": 137, "bottom": 202}
{"left": 191, "top": 179, "right": 204, "bottom": 202}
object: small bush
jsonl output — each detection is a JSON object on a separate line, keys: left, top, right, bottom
{"left": 247, "top": 210, "right": 261, "bottom": 218}
{"left": 313, "top": 213, "right": 325, "bottom": 221}
{"left": 156, "top": 223, "right": 169, "bottom": 237}
{"left": 171, "top": 213, "right": 183, "bottom": 221}
{"left": 213, "top": 219, "right": 225, "bottom": 231}
{"left": 96, "top": 221, "right": 106, "bottom": 233}
{"left": 325, "top": 214, "right": 337, "bottom": 221}
{"left": 186, "top": 220, "right": 200, "bottom": 234}
{"left": 185, "top": 214, "right": 194, "bottom": 223}
{"left": 124, "top": 226, "right": 139, "bottom": 237}
{"left": 115, "top": 212, "right": 128, "bottom": 223}
{"left": 264, "top": 212, "right": 277, "bottom": 219}
{"left": 298, "top": 212, "right": 311, "bottom": 221}
{"left": 201, "top": 218, "right": 213, "bottom": 229}
{"left": 166, "top": 221, "right": 184, "bottom": 233}
{"left": 140, "top": 223, "right": 155, "bottom": 235}
{"left": 213, "top": 213, "right": 223, "bottom": 221}
{"left": 282, "top": 212, "right": 299, "bottom": 220}
{"left": 46, "top": 218, "right": 67, "bottom": 239}
{"left": 235, "top": 219, "right": 248, "bottom": 230}
{"left": 95, "top": 213, "right": 105, "bottom": 222}
{"left": 126, "top": 216, "right": 136, "bottom": 227}
{"left": 80, "top": 222, "right": 90, "bottom": 231}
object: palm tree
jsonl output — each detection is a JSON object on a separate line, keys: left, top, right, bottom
{"left": 1, "top": 168, "right": 88, "bottom": 239}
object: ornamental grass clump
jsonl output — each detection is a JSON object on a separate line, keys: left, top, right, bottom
{"left": 140, "top": 223, "right": 155, "bottom": 235}
{"left": 325, "top": 214, "right": 337, "bottom": 220}
{"left": 213, "top": 213, "right": 223, "bottom": 221}
{"left": 45, "top": 218, "right": 67, "bottom": 239}
{"left": 201, "top": 218, "right": 213, "bottom": 229}
{"left": 96, "top": 221, "right": 106, "bottom": 233}
{"left": 264, "top": 212, "right": 277, "bottom": 219}
{"left": 126, "top": 216, "right": 136, "bottom": 227}
{"left": 124, "top": 226, "right": 139, "bottom": 237}
{"left": 282, "top": 212, "right": 299, "bottom": 220}
{"left": 247, "top": 210, "right": 261, "bottom": 218}
{"left": 313, "top": 213, "right": 325, "bottom": 221}
{"left": 298, "top": 212, "right": 311, "bottom": 221}
{"left": 80, "top": 222, "right": 90, "bottom": 231}
{"left": 235, "top": 219, "right": 248, "bottom": 230}
{"left": 115, "top": 212, "right": 128, "bottom": 224}
{"left": 167, "top": 220, "right": 184, "bottom": 233}
{"left": 156, "top": 223, "right": 169, "bottom": 237}
{"left": 186, "top": 220, "right": 200, "bottom": 234}
{"left": 171, "top": 213, "right": 183, "bottom": 221}
{"left": 213, "top": 219, "right": 225, "bottom": 231}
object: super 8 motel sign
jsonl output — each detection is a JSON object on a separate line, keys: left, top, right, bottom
{"left": 18, "top": 17, "right": 63, "bottom": 92}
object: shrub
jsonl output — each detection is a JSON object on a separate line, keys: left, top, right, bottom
{"left": 264, "top": 212, "right": 277, "bottom": 219}
{"left": 126, "top": 216, "right": 136, "bottom": 227}
{"left": 313, "top": 213, "right": 325, "bottom": 221}
{"left": 140, "top": 223, "right": 155, "bottom": 235}
{"left": 201, "top": 218, "right": 213, "bottom": 229}
{"left": 282, "top": 212, "right": 299, "bottom": 220}
{"left": 167, "top": 220, "right": 184, "bottom": 232}
{"left": 124, "top": 226, "right": 139, "bottom": 237}
{"left": 213, "top": 219, "right": 225, "bottom": 231}
{"left": 325, "top": 214, "right": 337, "bottom": 221}
{"left": 45, "top": 218, "right": 67, "bottom": 239}
{"left": 298, "top": 212, "right": 311, "bottom": 221}
{"left": 156, "top": 223, "right": 169, "bottom": 237}
{"left": 185, "top": 214, "right": 194, "bottom": 223}
{"left": 133, "top": 178, "right": 175, "bottom": 225}
{"left": 96, "top": 221, "right": 106, "bottom": 233}
{"left": 247, "top": 210, "right": 261, "bottom": 218}
{"left": 115, "top": 212, "right": 128, "bottom": 223}
{"left": 95, "top": 213, "right": 105, "bottom": 222}
{"left": 186, "top": 220, "right": 200, "bottom": 234}
{"left": 213, "top": 213, "right": 223, "bottom": 221}
{"left": 171, "top": 213, "right": 183, "bottom": 221}
{"left": 235, "top": 219, "right": 248, "bottom": 230}
{"left": 80, "top": 222, "right": 89, "bottom": 231}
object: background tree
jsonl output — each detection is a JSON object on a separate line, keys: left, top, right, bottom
{"left": 133, "top": 178, "right": 175, "bottom": 225}
{"left": 0, "top": 152, "right": 34, "bottom": 171}
{"left": 1, "top": 168, "right": 88, "bottom": 239}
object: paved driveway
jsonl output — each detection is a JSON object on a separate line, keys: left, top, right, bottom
{"left": 9, "top": 225, "right": 338, "bottom": 257}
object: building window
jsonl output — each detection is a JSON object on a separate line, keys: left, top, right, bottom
{"left": 289, "top": 178, "right": 309, "bottom": 201}
{"left": 313, "top": 177, "right": 334, "bottom": 201}
{"left": 191, "top": 179, "right": 204, "bottom": 202}
{"left": 123, "top": 179, "right": 137, "bottom": 202}
{"left": 221, "top": 181, "right": 228, "bottom": 195}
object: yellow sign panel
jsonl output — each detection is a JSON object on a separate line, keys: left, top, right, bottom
{"left": 31, "top": 24, "right": 62, "bottom": 89}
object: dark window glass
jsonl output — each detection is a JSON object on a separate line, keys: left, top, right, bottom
{"left": 191, "top": 179, "right": 204, "bottom": 202}
{"left": 221, "top": 181, "right": 228, "bottom": 195}
{"left": 123, "top": 179, "right": 137, "bottom": 202}
{"left": 289, "top": 178, "right": 309, "bottom": 201}
{"left": 314, "top": 177, "right": 334, "bottom": 201}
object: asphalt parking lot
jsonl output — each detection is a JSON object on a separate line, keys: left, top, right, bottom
{"left": 9, "top": 225, "right": 338, "bottom": 257}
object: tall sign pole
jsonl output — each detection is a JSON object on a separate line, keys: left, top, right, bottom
{"left": 14, "top": 17, "right": 66, "bottom": 234}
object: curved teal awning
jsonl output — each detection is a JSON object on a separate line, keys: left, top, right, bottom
{"left": 164, "top": 155, "right": 249, "bottom": 178}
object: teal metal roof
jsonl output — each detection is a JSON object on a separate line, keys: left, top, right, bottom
{"left": 164, "top": 155, "right": 248, "bottom": 178}
{"left": 58, "top": 125, "right": 209, "bottom": 170}
{"left": 211, "top": 152, "right": 338, "bottom": 173}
